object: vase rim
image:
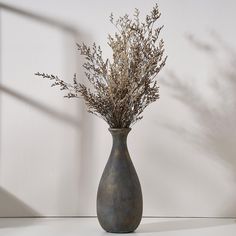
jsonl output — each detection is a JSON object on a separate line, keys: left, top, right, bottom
{"left": 108, "top": 128, "right": 131, "bottom": 133}
{"left": 109, "top": 128, "right": 131, "bottom": 131}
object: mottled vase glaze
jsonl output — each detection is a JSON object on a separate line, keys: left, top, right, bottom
{"left": 97, "top": 128, "right": 143, "bottom": 233}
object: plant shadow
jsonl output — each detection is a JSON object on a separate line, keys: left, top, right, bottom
{"left": 157, "top": 32, "right": 236, "bottom": 215}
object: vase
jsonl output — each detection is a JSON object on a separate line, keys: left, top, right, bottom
{"left": 97, "top": 128, "right": 143, "bottom": 233}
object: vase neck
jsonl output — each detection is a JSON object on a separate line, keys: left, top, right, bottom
{"left": 109, "top": 128, "right": 131, "bottom": 148}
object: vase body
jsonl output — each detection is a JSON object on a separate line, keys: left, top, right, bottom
{"left": 97, "top": 128, "right": 143, "bottom": 233}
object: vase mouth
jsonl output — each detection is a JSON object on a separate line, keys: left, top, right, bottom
{"left": 108, "top": 128, "right": 131, "bottom": 134}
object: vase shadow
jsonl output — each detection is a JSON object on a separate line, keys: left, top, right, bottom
{"left": 137, "top": 218, "right": 236, "bottom": 233}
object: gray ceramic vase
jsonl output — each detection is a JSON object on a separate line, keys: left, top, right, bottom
{"left": 97, "top": 128, "right": 143, "bottom": 233}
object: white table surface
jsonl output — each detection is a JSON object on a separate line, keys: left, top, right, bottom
{"left": 0, "top": 217, "right": 235, "bottom": 236}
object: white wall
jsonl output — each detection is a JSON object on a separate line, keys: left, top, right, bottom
{"left": 0, "top": 0, "right": 236, "bottom": 217}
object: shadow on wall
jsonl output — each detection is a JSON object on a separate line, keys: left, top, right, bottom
{"left": 161, "top": 32, "right": 236, "bottom": 213}
{"left": 0, "top": 84, "right": 79, "bottom": 127}
{"left": 0, "top": 3, "right": 87, "bottom": 217}
{"left": 76, "top": 37, "right": 97, "bottom": 215}
{"left": 0, "top": 186, "right": 39, "bottom": 227}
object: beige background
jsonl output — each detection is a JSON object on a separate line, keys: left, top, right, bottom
{"left": 0, "top": 0, "right": 236, "bottom": 217}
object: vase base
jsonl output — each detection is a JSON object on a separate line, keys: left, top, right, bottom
{"left": 106, "top": 230, "right": 135, "bottom": 234}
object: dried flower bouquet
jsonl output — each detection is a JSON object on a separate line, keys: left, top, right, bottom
{"left": 35, "top": 4, "right": 167, "bottom": 128}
